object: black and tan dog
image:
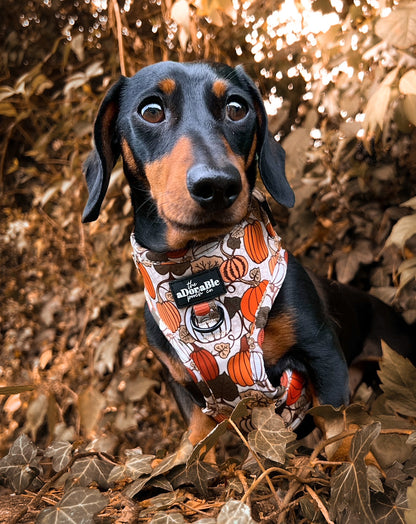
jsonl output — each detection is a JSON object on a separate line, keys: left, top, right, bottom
{"left": 82, "top": 61, "right": 415, "bottom": 445}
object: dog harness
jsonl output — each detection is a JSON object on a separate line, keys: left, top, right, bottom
{"left": 131, "top": 194, "right": 311, "bottom": 430}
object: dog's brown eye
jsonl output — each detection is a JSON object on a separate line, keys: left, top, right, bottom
{"left": 139, "top": 102, "right": 165, "bottom": 123}
{"left": 226, "top": 99, "right": 248, "bottom": 121}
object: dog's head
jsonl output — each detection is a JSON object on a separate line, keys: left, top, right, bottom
{"left": 82, "top": 61, "right": 294, "bottom": 251}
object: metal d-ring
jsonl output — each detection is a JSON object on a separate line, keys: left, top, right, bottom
{"left": 190, "top": 305, "right": 225, "bottom": 333}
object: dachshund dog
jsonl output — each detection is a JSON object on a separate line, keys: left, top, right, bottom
{"left": 82, "top": 61, "right": 415, "bottom": 446}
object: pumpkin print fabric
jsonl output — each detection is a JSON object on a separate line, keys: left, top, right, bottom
{"left": 131, "top": 195, "right": 311, "bottom": 430}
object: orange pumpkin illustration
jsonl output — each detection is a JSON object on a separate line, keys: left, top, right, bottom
{"left": 186, "top": 367, "right": 198, "bottom": 383}
{"left": 138, "top": 263, "right": 156, "bottom": 299}
{"left": 190, "top": 344, "right": 219, "bottom": 381}
{"left": 157, "top": 300, "right": 181, "bottom": 332}
{"left": 268, "top": 254, "right": 279, "bottom": 275}
{"left": 227, "top": 335, "right": 254, "bottom": 387}
{"left": 257, "top": 328, "right": 265, "bottom": 347}
{"left": 220, "top": 255, "right": 249, "bottom": 282}
{"left": 244, "top": 221, "right": 268, "bottom": 263}
{"left": 266, "top": 221, "right": 276, "bottom": 238}
{"left": 241, "top": 280, "right": 269, "bottom": 322}
{"left": 280, "top": 370, "right": 305, "bottom": 406}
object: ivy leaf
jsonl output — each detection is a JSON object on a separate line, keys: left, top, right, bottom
{"left": 149, "top": 512, "right": 185, "bottom": 524}
{"left": 378, "top": 343, "right": 416, "bottom": 417}
{"left": 108, "top": 453, "right": 154, "bottom": 482}
{"left": 399, "top": 70, "right": 416, "bottom": 96}
{"left": 335, "top": 240, "right": 374, "bottom": 284}
{"left": 0, "top": 434, "right": 42, "bottom": 493}
{"left": 186, "top": 460, "right": 219, "bottom": 498}
{"left": 188, "top": 399, "right": 249, "bottom": 465}
{"left": 375, "top": 3, "right": 416, "bottom": 49}
{"left": 123, "top": 435, "right": 192, "bottom": 498}
{"left": 397, "top": 258, "right": 416, "bottom": 291}
{"left": 44, "top": 441, "right": 73, "bottom": 472}
{"left": 371, "top": 488, "right": 408, "bottom": 524}
{"left": 217, "top": 500, "right": 255, "bottom": 523}
{"left": 122, "top": 475, "right": 150, "bottom": 499}
{"left": 147, "top": 475, "right": 173, "bottom": 492}
{"left": 403, "top": 95, "right": 416, "bottom": 127}
{"left": 363, "top": 85, "right": 391, "bottom": 135}
{"left": 407, "top": 478, "right": 416, "bottom": 524}
{"left": 78, "top": 385, "right": 106, "bottom": 438}
{"left": 330, "top": 422, "right": 381, "bottom": 523}
{"left": 151, "top": 434, "right": 194, "bottom": 478}
{"left": 385, "top": 215, "right": 416, "bottom": 251}
{"left": 247, "top": 405, "right": 296, "bottom": 463}
{"left": 36, "top": 487, "right": 107, "bottom": 524}
{"left": 68, "top": 455, "right": 114, "bottom": 489}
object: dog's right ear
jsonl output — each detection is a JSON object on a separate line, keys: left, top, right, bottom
{"left": 82, "top": 77, "right": 126, "bottom": 222}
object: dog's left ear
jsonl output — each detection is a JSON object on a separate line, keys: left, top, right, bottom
{"left": 82, "top": 77, "right": 126, "bottom": 222}
{"left": 235, "top": 66, "right": 295, "bottom": 208}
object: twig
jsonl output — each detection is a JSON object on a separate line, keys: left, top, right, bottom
{"left": 227, "top": 419, "right": 282, "bottom": 510}
{"left": 305, "top": 484, "right": 334, "bottom": 524}
{"left": 241, "top": 466, "right": 287, "bottom": 504}
{"left": 111, "top": 0, "right": 126, "bottom": 76}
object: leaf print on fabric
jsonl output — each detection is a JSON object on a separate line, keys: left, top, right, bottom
{"left": 249, "top": 267, "right": 261, "bottom": 283}
{"left": 179, "top": 325, "right": 194, "bottom": 344}
{"left": 223, "top": 296, "right": 241, "bottom": 319}
{"left": 154, "top": 261, "right": 190, "bottom": 276}
{"left": 206, "top": 372, "right": 239, "bottom": 402}
{"left": 191, "top": 255, "right": 222, "bottom": 274}
{"left": 214, "top": 343, "right": 231, "bottom": 359}
{"left": 255, "top": 307, "right": 270, "bottom": 329}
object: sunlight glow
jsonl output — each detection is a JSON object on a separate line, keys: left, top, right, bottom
{"left": 264, "top": 0, "right": 340, "bottom": 45}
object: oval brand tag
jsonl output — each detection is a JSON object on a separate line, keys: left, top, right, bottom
{"left": 169, "top": 267, "right": 226, "bottom": 308}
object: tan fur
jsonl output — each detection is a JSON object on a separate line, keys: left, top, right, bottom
{"left": 121, "top": 138, "right": 138, "bottom": 174}
{"left": 188, "top": 406, "right": 217, "bottom": 463}
{"left": 212, "top": 79, "right": 228, "bottom": 98}
{"left": 145, "top": 136, "right": 251, "bottom": 249}
{"left": 150, "top": 346, "right": 193, "bottom": 385}
{"left": 159, "top": 78, "right": 176, "bottom": 95}
{"left": 262, "top": 312, "right": 296, "bottom": 365}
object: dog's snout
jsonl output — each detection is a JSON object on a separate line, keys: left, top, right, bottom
{"left": 187, "top": 165, "right": 242, "bottom": 211}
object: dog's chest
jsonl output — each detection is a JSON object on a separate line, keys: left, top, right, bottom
{"left": 132, "top": 197, "right": 310, "bottom": 429}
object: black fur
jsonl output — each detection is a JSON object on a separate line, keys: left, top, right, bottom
{"left": 82, "top": 61, "right": 415, "bottom": 437}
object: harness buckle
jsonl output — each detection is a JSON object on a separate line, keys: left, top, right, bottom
{"left": 191, "top": 301, "right": 225, "bottom": 333}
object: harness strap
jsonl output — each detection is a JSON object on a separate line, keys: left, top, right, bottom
{"left": 132, "top": 195, "right": 311, "bottom": 430}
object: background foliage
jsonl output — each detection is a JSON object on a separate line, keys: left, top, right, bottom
{"left": 1, "top": 0, "right": 416, "bottom": 521}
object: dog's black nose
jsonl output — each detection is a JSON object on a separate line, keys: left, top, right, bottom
{"left": 187, "top": 165, "right": 242, "bottom": 211}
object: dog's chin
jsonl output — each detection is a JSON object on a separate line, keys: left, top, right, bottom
{"left": 164, "top": 215, "right": 242, "bottom": 250}
{"left": 159, "top": 195, "right": 251, "bottom": 249}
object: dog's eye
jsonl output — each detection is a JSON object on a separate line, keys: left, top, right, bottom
{"left": 139, "top": 101, "right": 165, "bottom": 123}
{"left": 226, "top": 98, "right": 248, "bottom": 122}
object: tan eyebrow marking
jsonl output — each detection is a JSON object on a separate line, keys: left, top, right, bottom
{"left": 158, "top": 78, "right": 176, "bottom": 95}
{"left": 212, "top": 79, "right": 228, "bottom": 98}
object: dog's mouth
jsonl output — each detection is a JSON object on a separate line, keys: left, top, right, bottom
{"left": 167, "top": 216, "right": 237, "bottom": 232}
{"left": 160, "top": 200, "right": 249, "bottom": 248}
